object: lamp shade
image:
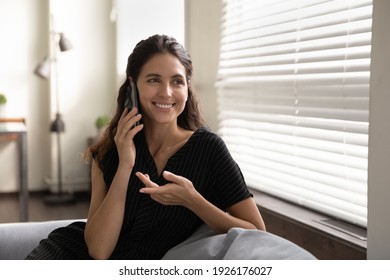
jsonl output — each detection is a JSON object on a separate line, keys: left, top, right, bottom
{"left": 34, "top": 57, "right": 51, "bottom": 79}
{"left": 50, "top": 113, "right": 65, "bottom": 132}
{"left": 59, "top": 33, "right": 73, "bottom": 52}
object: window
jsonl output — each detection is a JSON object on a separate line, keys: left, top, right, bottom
{"left": 216, "top": 0, "right": 373, "bottom": 228}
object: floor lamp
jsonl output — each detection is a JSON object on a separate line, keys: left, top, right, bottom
{"left": 34, "top": 15, "right": 76, "bottom": 205}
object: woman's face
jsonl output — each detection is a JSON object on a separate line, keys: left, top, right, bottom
{"left": 136, "top": 53, "right": 188, "bottom": 127}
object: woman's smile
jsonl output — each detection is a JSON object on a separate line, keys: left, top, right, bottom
{"left": 153, "top": 102, "right": 175, "bottom": 110}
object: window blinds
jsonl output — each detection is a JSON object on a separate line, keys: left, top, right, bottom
{"left": 216, "top": 0, "right": 372, "bottom": 228}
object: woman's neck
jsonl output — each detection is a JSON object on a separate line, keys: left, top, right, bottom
{"left": 142, "top": 122, "right": 194, "bottom": 175}
{"left": 143, "top": 122, "right": 182, "bottom": 154}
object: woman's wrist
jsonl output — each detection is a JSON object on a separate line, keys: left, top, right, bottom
{"left": 186, "top": 190, "right": 206, "bottom": 213}
{"left": 117, "top": 161, "right": 134, "bottom": 172}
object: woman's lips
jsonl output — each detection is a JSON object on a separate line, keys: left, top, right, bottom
{"left": 153, "top": 102, "right": 174, "bottom": 109}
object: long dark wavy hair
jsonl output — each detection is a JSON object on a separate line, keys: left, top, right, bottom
{"left": 85, "top": 34, "right": 206, "bottom": 168}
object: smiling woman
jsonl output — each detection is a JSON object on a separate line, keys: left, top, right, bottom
{"left": 137, "top": 53, "right": 189, "bottom": 128}
{"left": 25, "top": 34, "right": 265, "bottom": 260}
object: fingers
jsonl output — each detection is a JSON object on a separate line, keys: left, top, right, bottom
{"left": 119, "top": 107, "right": 139, "bottom": 127}
{"left": 137, "top": 172, "right": 172, "bottom": 205}
{"left": 137, "top": 171, "right": 196, "bottom": 207}
{"left": 162, "top": 171, "right": 186, "bottom": 185}
{"left": 137, "top": 171, "right": 186, "bottom": 191}
{"left": 119, "top": 107, "right": 137, "bottom": 125}
{"left": 117, "top": 108, "right": 143, "bottom": 139}
{"left": 124, "top": 107, "right": 142, "bottom": 128}
{"left": 136, "top": 172, "right": 159, "bottom": 192}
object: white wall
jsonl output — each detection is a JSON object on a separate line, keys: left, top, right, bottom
{"left": 116, "top": 0, "right": 185, "bottom": 80}
{"left": 0, "top": 0, "right": 116, "bottom": 193}
{"left": 185, "top": 0, "right": 222, "bottom": 132}
{"left": 367, "top": 0, "right": 390, "bottom": 260}
{"left": 0, "top": 0, "right": 51, "bottom": 192}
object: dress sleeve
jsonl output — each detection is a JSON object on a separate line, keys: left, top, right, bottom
{"left": 208, "top": 134, "right": 252, "bottom": 211}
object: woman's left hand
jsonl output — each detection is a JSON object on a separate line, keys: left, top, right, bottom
{"left": 137, "top": 171, "right": 266, "bottom": 233}
{"left": 136, "top": 171, "right": 199, "bottom": 207}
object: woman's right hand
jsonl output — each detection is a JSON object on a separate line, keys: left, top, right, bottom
{"left": 114, "top": 107, "right": 143, "bottom": 168}
{"left": 86, "top": 109, "right": 142, "bottom": 259}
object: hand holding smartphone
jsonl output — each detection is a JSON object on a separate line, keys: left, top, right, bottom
{"left": 125, "top": 77, "right": 140, "bottom": 127}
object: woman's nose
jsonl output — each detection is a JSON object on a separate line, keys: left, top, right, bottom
{"left": 159, "top": 82, "right": 173, "bottom": 98}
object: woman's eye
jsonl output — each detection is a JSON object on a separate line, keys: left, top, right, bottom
{"left": 148, "top": 78, "right": 159, "bottom": 83}
{"left": 172, "top": 79, "right": 184, "bottom": 86}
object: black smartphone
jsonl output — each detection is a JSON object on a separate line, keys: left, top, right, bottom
{"left": 125, "top": 77, "right": 140, "bottom": 127}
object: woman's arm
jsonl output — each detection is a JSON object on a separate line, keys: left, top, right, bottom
{"left": 190, "top": 194, "right": 266, "bottom": 233}
{"left": 137, "top": 171, "right": 265, "bottom": 234}
{"left": 84, "top": 108, "right": 143, "bottom": 259}
{"left": 84, "top": 160, "right": 131, "bottom": 259}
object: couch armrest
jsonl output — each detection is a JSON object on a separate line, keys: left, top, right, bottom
{"left": 0, "top": 219, "right": 85, "bottom": 260}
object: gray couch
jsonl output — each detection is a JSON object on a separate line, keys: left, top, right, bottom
{"left": 0, "top": 219, "right": 316, "bottom": 260}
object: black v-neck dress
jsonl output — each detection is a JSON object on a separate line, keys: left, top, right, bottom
{"left": 25, "top": 127, "right": 252, "bottom": 259}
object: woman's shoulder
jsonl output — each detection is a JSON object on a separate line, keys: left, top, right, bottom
{"left": 193, "top": 127, "right": 226, "bottom": 148}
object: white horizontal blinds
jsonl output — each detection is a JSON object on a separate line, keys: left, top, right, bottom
{"left": 217, "top": 0, "right": 372, "bottom": 227}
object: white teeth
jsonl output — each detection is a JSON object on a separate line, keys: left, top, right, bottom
{"left": 155, "top": 103, "right": 173, "bottom": 109}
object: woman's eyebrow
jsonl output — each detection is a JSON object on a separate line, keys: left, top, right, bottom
{"left": 145, "top": 73, "right": 185, "bottom": 79}
{"left": 145, "top": 73, "right": 161, "bottom": 78}
{"left": 171, "top": 74, "right": 185, "bottom": 79}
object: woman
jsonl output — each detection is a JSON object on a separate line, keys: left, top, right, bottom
{"left": 26, "top": 34, "right": 265, "bottom": 260}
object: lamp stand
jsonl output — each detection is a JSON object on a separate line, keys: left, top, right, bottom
{"left": 43, "top": 15, "right": 76, "bottom": 205}
{"left": 44, "top": 113, "right": 76, "bottom": 205}
{"left": 34, "top": 15, "right": 76, "bottom": 205}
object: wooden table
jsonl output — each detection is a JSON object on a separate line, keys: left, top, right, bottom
{"left": 0, "top": 118, "right": 28, "bottom": 221}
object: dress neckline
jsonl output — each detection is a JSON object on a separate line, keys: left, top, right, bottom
{"left": 142, "top": 127, "right": 204, "bottom": 180}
